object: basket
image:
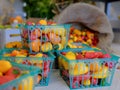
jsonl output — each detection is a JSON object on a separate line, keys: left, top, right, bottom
{"left": 57, "top": 48, "right": 119, "bottom": 89}
{"left": 19, "top": 24, "right": 71, "bottom": 53}
{"left": 0, "top": 48, "right": 55, "bottom": 86}
{"left": 0, "top": 61, "right": 39, "bottom": 90}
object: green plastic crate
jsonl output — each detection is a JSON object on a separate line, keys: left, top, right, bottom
{"left": 19, "top": 24, "right": 71, "bottom": 53}
{"left": 0, "top": 61, "right": 39, "bottom": 90}
{"left": 57, "top": 48, "right": 119, "bottom": 89}
{"left": 0, "top": 48, "right": 55, "bottom": 86}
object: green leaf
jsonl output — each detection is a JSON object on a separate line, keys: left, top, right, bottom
{"left": 13, "top": 69, "right": 19, "bottom": 75}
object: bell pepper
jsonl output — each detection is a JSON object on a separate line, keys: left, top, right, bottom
{"left": 83, "top": 79, "right": 90, "bottom": 86}
{"left": 90, "top": 62, "right": 102, "bottom": 72}
{"left": 86, "top": 31, "right": 94, "bottom": 39}
{"left": 30, "top": 39, "right": 41, "bottom": 52}
{"left": 41, "top": 42, "right": 53, "bottom": 52}
{"left": 105, "top": 61, "right": 114, "bottom": 69}
{"left": 0, "top": 76, "right": 15, "bottom": 85}
{"left": 62, "top": 60, "right": 69, "bottom": 70}
{"left": 39, "top": 20, "right": 47, "bottom": 25}
{"left": 93, "top": 66, "right": 109, "bottom": 79}
{"left": 87, "top": 39, "right": 92, "bottom": 45}
{"left": 48, "top": 33, "right": 61, "bottom": 44}
{"left": 61, "top": 36, "right": 66, "bottom": 46}
{"left": 68, "top": 39, "right": 74, "bottom": 43}
{"left": 53, "top": 28, "right": 66, "bottom": 36}
{"left": 32, "top": 28, "right": 41, "bottom": 38}
{"left": 73, "top": 36, "right": 78, "bottom": 42}
{"left": 73, "top": 29, "right": 82, "bottom": 36}
{"left": 35, "top": 53, "right": 43, "bottom": 57}
{"left": 82, "top": 31, "right": 86, "bottom": 36}
{"left": 61, "top": 52, "right": 66, "bottom": 55}
{"left": 102, "top": 54, "right": 111, "bottom": 58}
{"left": 18, "top": 76, "right": 33, "bottom": 90}
{"left": 5, "top": 43, "right": 13, "bottom": 48}
{"left": 72, "top": 45, "right": 77, "bottom": 48}
{"left": 65, "top": 52, "right": 76, "bottom": 60}
{"left": 69, "top": 62, "right": 88, "bottom": 76}
{"left": 76, "top": 53, "right": 84, "bottom": 59}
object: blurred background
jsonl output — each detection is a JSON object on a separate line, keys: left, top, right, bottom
{"left": 0, "top": 0, "right": 120, "bottom": 53}
{"left": 0, "top": 0, "right": 120, "bottom": 23}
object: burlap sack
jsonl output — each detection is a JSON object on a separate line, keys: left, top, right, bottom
{"left": 56, "top": 3, "right": 114, "bottom": 53}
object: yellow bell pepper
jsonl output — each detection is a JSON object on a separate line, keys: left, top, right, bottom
{"left": 83, "top": 79, "right": 91, "bottom": 86}
{"left": 0, "top": 60, "right": 12, "bottom": 73}
{"left": 61, "top": 36, "right": 66, "bottom": 47}
{"left": 62, "top": 60, "right": 69, "bottom": 70}
{"left": 35, "top": 53, "right": 43, "bottom": 57}
{"left": 73, "top": 29, "right": 81, "bottom": 35}
{"left": 52, "top": 28, "right": 66, "bottom": 36}
{"left": 41, "top": 42, "right": 53, "bottom": 52}
{"left": 72, "top": 45, "right": 77, "bottom": 48}
{"left": 5, "top": 43, "right": 13, "bottom": 48}
{"left": 30, "top": 39, "right": 41, "bottom": 52}
{"left": 90, "top": 62, "right": 102, "bottom": 72}
{"left": 68, "top": 39, "right": 73, "bottom": 43}
{"left": 70, "top": 62, "right": 89, "bottom": 76}
{"left": 93, "top": 66, "right": 109, "bottom": 79}
{"left": 39, "top": 20, "right": 47, "bottom": 25}
{"left": 18, "top": 76, "right": 33, "bottom": 90}
{"left": 73, "top": 36, "right": 78, "bottom": 42}
{"left": 65, "top": 52, "right": 76, "bottom": 60}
